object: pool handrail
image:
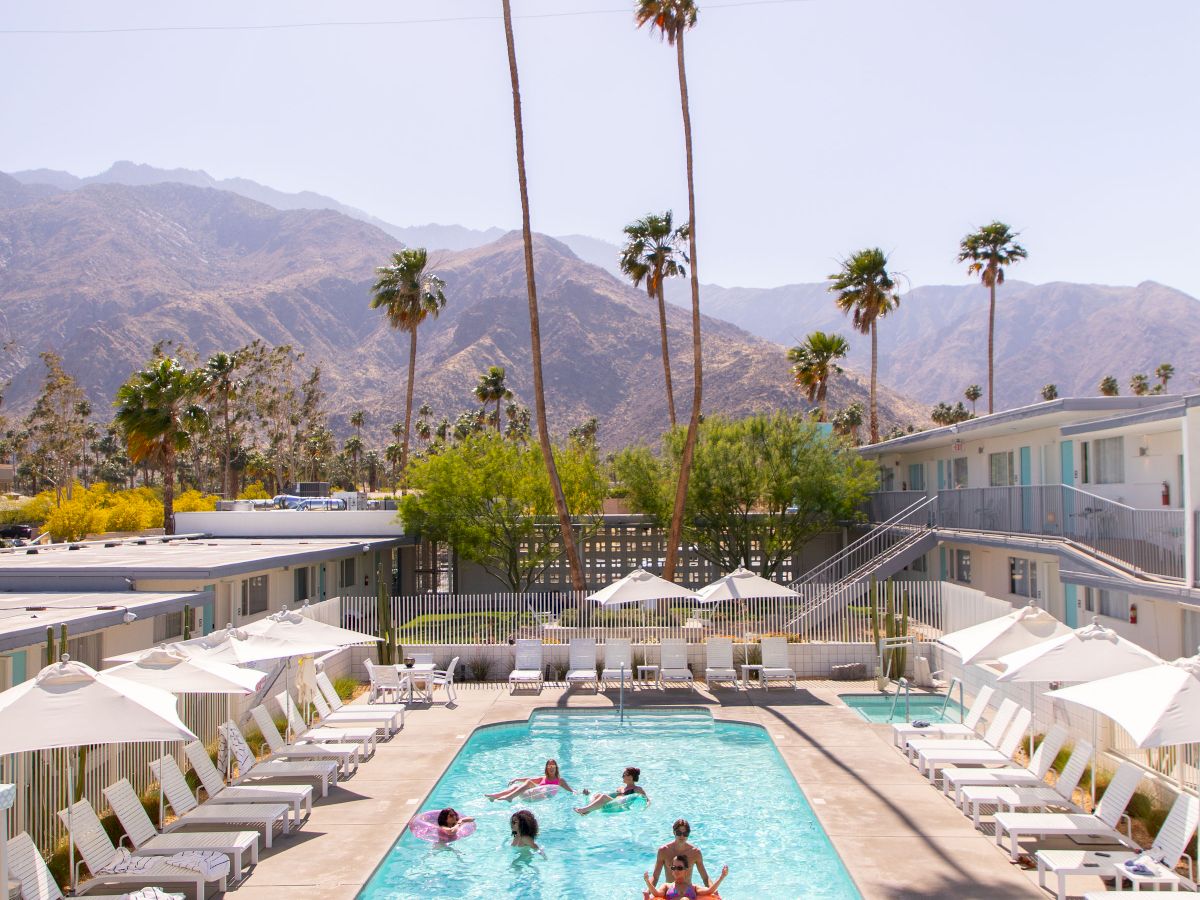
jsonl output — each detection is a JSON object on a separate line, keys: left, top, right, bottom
{"left": 887, "top": 677, "right": 911, "bottom": 723}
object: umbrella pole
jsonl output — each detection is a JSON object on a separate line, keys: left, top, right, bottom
{"left": 1092, "top": 714, "right": 1098, "bottom": 810}
{"left": 67, "top": 749, "right": 76, "bottom": 892}
{"left": 158, "top": 740, "right": 164, "bottom": 830}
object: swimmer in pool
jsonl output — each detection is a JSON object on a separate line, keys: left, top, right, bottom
{"left": 435, "top": 807, "right": 474, "bottom": 841}
{"left": 510, "top": 809, "right": 544, "bottom": 854}
{"left": 574, "top": 766, "right": 649, "bottom": 815}
{"left": 653, "top": 819, "right": 710, "bottom": 887}
{"left": 644, "top": 858, "right": 728, "bottom": 899}
{"left": 486, "top": 758, "right": 576, "bottom": 801}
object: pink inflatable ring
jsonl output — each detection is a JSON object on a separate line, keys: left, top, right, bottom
{"left": 521, "top": 783, "right": 560, "bottom": 802}
{"left": 409, "top": 810, "right": 477, "bottom": 843}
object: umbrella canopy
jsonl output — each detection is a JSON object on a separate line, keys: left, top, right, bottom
{"left": 1048, "top": 652, "right": 1200, "bottom": 748}
{"left": 586, "top": 568, "right": 697, "bottom": 607}
{"left": 0, "top": 657, "right": 194, "bottom": 756}
{"left": 995, "top": 618, "right": 1161, "bottom": 683}
{"left": 694, "top": 567, "right": 803, "bottom": 603}
{"left": 106, "top": 624, "right": 341, "bottom": 666}
{"left": 240, "top": 605, "right": 377, "bottom": 647}
{"left": 938, "top": 605, "right": 1073, "bottom": 665}
{"left": 106, "top": 645, "right": 265, "bottom": 694}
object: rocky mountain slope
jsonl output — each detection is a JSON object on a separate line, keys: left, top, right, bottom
{"left": 0, "top": 180, "right": 921, "bottom": 448}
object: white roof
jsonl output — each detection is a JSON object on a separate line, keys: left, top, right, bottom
{"left": 0, "top": 590, "right": 207, "bottom": 653}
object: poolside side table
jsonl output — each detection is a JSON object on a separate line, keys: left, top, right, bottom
{"left": 1035, "top": 849, "right": 1167, "bottom": 900}
{"left": 636, "top": 664, "right": 659, "bottom": 689}
{"left": 1114, "top": 861, "right": 1182, "bottom": 892}
{"left": 740, "top": 664, "right": 764, "bottom": 689}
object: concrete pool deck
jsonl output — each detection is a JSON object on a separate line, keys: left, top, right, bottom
{"left": 222, "top": 680, "right": 1106, "bottom": 900}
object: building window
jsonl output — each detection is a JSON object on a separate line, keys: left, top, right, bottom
{"left": 1008, "top": 557, "right": 1039, "bottom": 599}
{"left": 340, "top": 558, "right": 357, "bottom": 589}
{"left": 1084, "top": 587, "right": 1129, "bottom": 620}
{"left": 952, "top": 549, "right": 972, "bottom": 584}
{"left": 1083, "top": 437, "right": 1124, "bottom": 485}
{"left": 950, "top": 457, "right": 968, "bottom": 489}
{"left": 240, "top": 575, "right": 269, "bottom": 617}
{"left": 1183, "top": 608, "right": 1200, "bottom": 657}
{"left": 294, "top": 567, "right": 309, "bottom": 604}
{"left": 907, "top": 554, "right": 928, "bottom": 574}
{"left": 989, "top": 451, "right": 1016, "bottom": 487}
{"left": 153, "top": 610, "right": 184, "bottom": 643}
{"left": 879, "top": 464, "right": 895, "bottom": 492}
{"left": 907, "top": 464, "right": 925, "bottom": 492}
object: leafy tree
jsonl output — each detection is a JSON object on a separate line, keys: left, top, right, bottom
{"left": 1156, "top": 363, "right": 1175, "bottom": 391}
{"left": 24, "top": 352, "right": 90, "bottom": 505}
{"left": 238, "top": 480, "right": 271, "bottom": 500}
{"left": 957, "top": 221, "right": 1028, "bottom": 414}
{"left": 501, "top": 0, "right": 587, "bottom": 591}
{"left": 568, "top": 417, "right": 599, "bottom": 447}
{"left": 370, "top": 248, "right": 447, "bottom": 484}
{"left": 200, "top": 351, "right": 241, "bottom": 498}
{"left": 114, "top": 357, "right": 207, "bottom": 534}
{"left": 964, "top": 384, "right": 982, "bottom": 414}
{"left": 505, "top": 402, "right": 532, "bottom": 443}
{"left": 1130, "top": 373, "right": 1150, "bottom": 396}
{"left": 787, "top": 331, "right": 849, "bottom": 421}
{"left": 829, "top": 248, "right": 900, "bottom": 443}
{"left": 615, "top": 413, "right": 876, "bottom": 577}
{"left": 1041, "top": 383, "right": 1058, "bottom": 401}
{"left": 400, "top": 431, "right": 606, "bottom": 592}
{"left": 619, "top": 210, "right": 689, "bottom": 427}
{"left": 473, "top": 366, "right": 513, "bottom": 431}
{"left": 1099, "top": 375, "right": 1119, "bottom": 396}
{"left": 635, "top": 0, "right": 703, "bottom": 583}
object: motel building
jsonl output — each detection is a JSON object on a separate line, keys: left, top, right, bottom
{"left": 857, "top": 394, "right": 1200, "bottom": 660}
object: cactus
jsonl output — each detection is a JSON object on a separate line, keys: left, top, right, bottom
{"left": 60, "top": 624, "right": 68, "bottom": 659}
{"left": 183, "top": 604, "right": 192, "bottom": 640}
{"left": 45, "top": 626, "right": 55, "bottom": 667}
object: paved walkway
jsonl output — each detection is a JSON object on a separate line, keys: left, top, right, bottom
{"left": 222, "top": 680, "right": 1098, "bottom": 900}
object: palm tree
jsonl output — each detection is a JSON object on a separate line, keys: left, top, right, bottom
{"left": 829, "top": 248, "right": 900, "bottom": 444}
{"left": 201, "top": 352, "right": 240, "bottom": 498}
{"left": 384, "top": 441, "right": 402, "bottom": 489}
{"left": 473, "top": 366, "right": 513, "bottom": 432}
{"left": 1099, "top": 375, "right": 1119, "bottom": 397}
{"left": 114, "top": 358, "right": 206, "bottom": 535}
{"left": 619, "top": 211, "right": 689, "bottom": 427}
{"left": 636, "top": 0, "right": 702, "bottom": 581}
{"left": 957, "top": 222, "right": 1028, "bottom": 414}
{"left": 787, "top": 331, "right": 849, "bottom": 421}
{"left": 1156, "top": 363, "right": 1175, "bottom": 391}
{"left": 369, "top": 248, "right": 446, "bottom": 486}
{"left": 1041, "top": 383, "right": 1059, "bottom": 401}
{"left": 501, "top": 0, "right": 587, "bottom": 591}
{"left": 832, "top": 402, "right": 864, "bottom": 443}
{"left": 1130, "top": 373, "right": 1150, "bottom": 396}
{"left": 964, "top": 384, "right": 982, "bottom": 414}
{"left": 343, "top": 435, "right": 363, "bottom": 489}
{"left": 350, "top": 410, "right": 365, "bottom": 442}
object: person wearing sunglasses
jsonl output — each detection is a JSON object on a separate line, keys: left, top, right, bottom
{"left": 574, "top": 765, "right": 649, "bottom": 815}
{"left": 652, "top": 819, "right": 710, "bottom": 888}
{"left": 643, "top": 856, "right": 728, "bottom": 899}
{"left": 434, "top": 807, "right": 474, "bottom": 842}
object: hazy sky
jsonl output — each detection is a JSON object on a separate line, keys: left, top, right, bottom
{"left": 2, "top": 0, "right": 1198, "bottom": 293}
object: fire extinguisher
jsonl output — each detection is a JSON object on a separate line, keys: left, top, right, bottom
{"left": 1162, "top": 481, "right": 1171, "bottom": 506}
{"left": 1130, "top": 603, "right": 1138, "bottom": 625}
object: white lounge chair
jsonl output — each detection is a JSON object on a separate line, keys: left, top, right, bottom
{"left": 102, "top": 778, "right": 259, "bottom": 882}
{"left": 184, "top": 740, "right": 313, "bottom": 820}
{"left": 250, "top": 705, "right": 360, "bottom": 776}
{"left": 429, "top": 656, "right": 460, "bottom": 705}
{"left": 658, "top": 639, "right": 694, "bottom": 689}
{"left": 151, "top": 755, "right": 292, "bottom": 848}
{"left": 315, "top": 671, "right": 404, "bottom": 734}
{"left": 565, "top": 638, "right": 598, "bottom": 692}
{"left": 600, "top": 639, "right": 633, "bottom": 685}
{"left": 994, "top": 760, "right": 1144, "bottom": 861}
{"left": 220, "top": 720, "right": 338, "bottom": 797}
{"left": 891, "top": 684, "right": 996, "bottom": 748}
{"left": 914, "top": 707, "right": 1032, "bottom": 782}
{"left": 1041, "top": 792, "right": 1200, "bottom": 900}
{"left": 759, "top": 637, "right": 796, "bottom": 689}
{"left": 509, "top": 639, "right": 544, "bottom": 692}
{"left": 274, "top": 690, "right": 376, "bottom": 756}
{"left": 942, "top": 724, "right": 1069, "bottom": 802}
{"left": 960, "top": 739, "right": 1090, "bottom": 829}
{"left": 905, "top": 698, "right": 1019, "bottom": 762}
{"left": 6, "top": 831, "right": 185, "bottom": 900}
{"left": 57, "top": 799, "right": 230, "bottom": 897}
{"left": 703, "top": 638, "right": 737, "bottom": 688}
{"left": 363, "top": 658, "right": 405, "bottom": 704}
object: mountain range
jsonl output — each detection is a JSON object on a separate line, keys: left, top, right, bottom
{"left": 0, "top": 173, "right": 922, "bottom": 449}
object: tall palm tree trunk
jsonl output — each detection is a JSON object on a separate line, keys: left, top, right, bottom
{"left": 502, "top": 0, "right": 586, "bottom": 593}
{"left": 163, "top": 451, "right": 176, "bottom": 535}
{"left": 496, "top": 399, "right": 503, "bottom": 432}
{"left": 818, "top": 381, "right": 828, "bottom": 422}
{"left": 663, "top": 27, "right": 703, "bottom": 581}
{"left": 987, "top": 281, "right": 996, "bottom": 414}
{"left": 655, "top": 280, "right": 677, "bottom": 428}
{"left": 400, "top": 327, "right": 418, "bottom": 487}
{"left": 222, "top": 397, "right": 232, "bottom": 499}
{"left": 869, "top": 321, "right": 879, "bottom": 444}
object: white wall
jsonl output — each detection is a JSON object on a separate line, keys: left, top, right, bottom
{"left": 175, "top": 510, "right": 404, "bottom": 537}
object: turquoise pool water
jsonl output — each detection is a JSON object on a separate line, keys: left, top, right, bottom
{"left": 841, "top": 692, "right": 965, "bottom": 724}
{"left": 357, "top": 709, "right": 860, "bottom": 900}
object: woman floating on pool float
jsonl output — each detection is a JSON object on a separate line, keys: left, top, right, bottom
{"left": 410, "top": 807, "right": 476, "bottom": 843}
{"left": 486, "top": 759, "right": 575, "bottom": 802}
{"left": 573, "top": 766, "right": 649, "bottom": 815}
{"left": 643, "top": 858, "right": 728, "bottom": 899}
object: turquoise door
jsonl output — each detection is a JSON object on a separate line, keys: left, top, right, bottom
{"left": 937, "top": 460, "right": 945, "bottom": 491}
{"left": 1060, "top": 440, "right": 1075, "bottom": 537}
{"left": 1063, "top": 583, "right": 1078, "bottom": 628}
{"left": 1019, "top": 446, "right": 1033, "bottom": 531}
{"left": 201, "top": 586, "right": 215, "bottom": 634}
{"left": 939, "top": 547, "right": 948, "bottom": 580}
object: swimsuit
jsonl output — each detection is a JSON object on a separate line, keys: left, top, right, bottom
{"left": 665, "top": 886, "right": 698, "bottom": 900}
{"left": 542, "top": 777, "right": 560, "bottom": 785}
{"left": 618, "top": 785, "right": 636, "bottom": 796}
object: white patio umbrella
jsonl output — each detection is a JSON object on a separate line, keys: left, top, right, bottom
{"left": 694, "top": 566, "right": 802, "bottom": 602}
{"left": 586, "top": 568, "right": 697, "bottom": 608}
{"left": 240, "top": 604, "right": 376, "bottom": 647}
{"left": 938, "top": 605, "right": 1073, "bottom": 665}
{"left": 0, "top": 656, "right": 195, "bottom": 890}
{"left": 996, "top": 618, "right": 1162, "bottom": 804}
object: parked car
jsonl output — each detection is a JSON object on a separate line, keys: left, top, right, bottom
{"left": 0, "top": 524, "right": 33, "bottom": 539}
{"left": 296, "top": 497, "right": 347, "bottom": 511}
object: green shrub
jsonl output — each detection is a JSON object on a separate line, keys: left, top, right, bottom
{"left": 333, "top": 676, "right": 359, "bottom": 701}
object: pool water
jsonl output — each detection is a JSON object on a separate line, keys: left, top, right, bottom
{"left": 357, "top": 709, "right": 860, "bottom": 900}
{"left": 841, "top": 692, "right": 965, "bottom": 724}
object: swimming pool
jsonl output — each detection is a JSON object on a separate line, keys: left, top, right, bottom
{"left": 841, "top": 692, "right": 965, "bottom": 724}
{"left": 357, "top": 709, "right": 860, "bottom": 899}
